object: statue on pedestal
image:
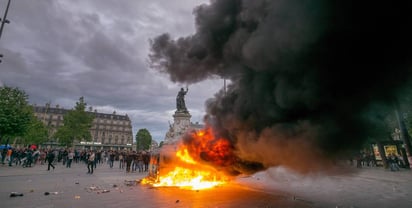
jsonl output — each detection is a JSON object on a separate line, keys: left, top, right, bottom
{"left": 176, "top": 87, "right": 188, "bottom": 112}
{"left": 165, "top": 87, "right": 192, "bottom": 144}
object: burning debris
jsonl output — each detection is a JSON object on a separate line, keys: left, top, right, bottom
{"left": 142, "top": 128, "right": 232, "bottom": 190}
{"left": 149, "top": 0, "right": 412, "bottom": 175}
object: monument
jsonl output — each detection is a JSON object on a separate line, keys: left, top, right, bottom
{"left": 164, "top": 87, "right": 192, "bottom": 144}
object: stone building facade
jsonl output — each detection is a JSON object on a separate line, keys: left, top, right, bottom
{"left": 33, "top": 103, "right": 133, "bottom": 150}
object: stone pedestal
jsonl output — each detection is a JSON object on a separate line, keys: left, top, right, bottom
{"left": 164, "top": 110, "right": 191, "bottom": 144}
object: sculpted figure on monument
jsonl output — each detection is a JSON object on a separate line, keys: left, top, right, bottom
{"left": 176, "top": 87, "right": 188, "bottom": 112}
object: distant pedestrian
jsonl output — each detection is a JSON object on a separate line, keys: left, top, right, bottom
{"left": 87, "top": 150, "right": 95, "bottom": 174}
{"left": 8, "top": 148, "right": 16, "bottom": 167}
{"left": 143, "top": 152, "right": 150, "bottom": 172}
{"left": 389, "top": 154, "right": 400, "bottom": 171}
{"left": 109, "top": 151, "right": 115, "bottom": 168}
{"left": 6, "top": 148, "right": 12, "bottom": 163}
{"left": 47, "top": 151, "right": 55, "bottom": 171}
{"left": 119, "top": 153, "right": 124, "bottom": 169}
{"left": 96, "top": 150, "right": 102, "bottom": 164}
{"left": 125, "top": 151, "right": 133, "bottom": 173}
{"left": 40, "top": 150, "right": 46, "bottom": 165}
{"left": 137, "top": 152, "right": 144, "bottom": 172}
{"left": 356, "top": 154, "right": 362, "bottom": 168}
{"left": 94, "top": 151, "right": 98, "bottom": 169}
{"left": 66, "top": 150, "right": 74, "bottom": 168}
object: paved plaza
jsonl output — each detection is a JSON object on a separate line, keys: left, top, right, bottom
{"left": 1, "top": 161, "right": 411, "bottom": 208}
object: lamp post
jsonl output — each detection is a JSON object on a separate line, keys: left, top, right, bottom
{"left": 0, "top": 0, "right": 12, "bottom": 40}
{"left": 0, "top": 0, "right": 12, "bottom": 63}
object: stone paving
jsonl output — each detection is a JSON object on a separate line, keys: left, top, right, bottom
{"left": 0, "top": 161, "right": 307, "bottom": 208}
{"left": 1, "top": 161, "right": 411, "bottom": 208}
{"left": 238, "top": 166, "right": 412, "bottom": 208}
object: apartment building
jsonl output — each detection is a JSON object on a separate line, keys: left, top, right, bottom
{"left": 33, "top": 103, "right": 133, "bottom": 150}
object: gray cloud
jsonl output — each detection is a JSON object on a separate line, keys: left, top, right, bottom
{"left": 0, "top": 0, "right": 213, "bottom": 141}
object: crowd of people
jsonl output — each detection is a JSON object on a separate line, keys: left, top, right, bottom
{"left": 349, "top": 151, "right": 406, "bottom": 171}
{"left": 0, "top": 147, "right": 152, "bottom": 174}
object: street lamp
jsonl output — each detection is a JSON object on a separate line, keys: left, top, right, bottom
{"left": 0, "top": 0, "right": 12, "bottom": 63}
{"left": 0, "top": 0, "right": 12, "bottom": 40}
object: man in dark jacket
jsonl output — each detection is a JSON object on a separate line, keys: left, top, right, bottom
{"left": 47, "top": 150, "right": 55, "bottom": 171}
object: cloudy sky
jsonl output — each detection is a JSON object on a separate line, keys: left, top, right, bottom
{"left": 0, "top": 0, "right": 223, "bottom": 142}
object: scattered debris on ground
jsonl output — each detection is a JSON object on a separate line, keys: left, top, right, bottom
{"left": 10, "top": 192, "right": 24, "bottom": 197}
{"left": 124, "top": 179, "right": 141, "bottom": 186}
{"left": 44, "top": 191, "right": 59, "bottom": 195}
{"left": 86, "top": 185, "right": 112, "bottom": 194}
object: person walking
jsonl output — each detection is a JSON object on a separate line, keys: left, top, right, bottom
{"left": 46, "top": 150, "right": 55, "bottom": 171}
{"left": 87, "top": 150, "right": 95, "bottom": 174}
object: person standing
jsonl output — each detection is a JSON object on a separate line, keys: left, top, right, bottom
{"left": 109, "top": 151, "right": 115, "bottom": 168}
{"left": 143, "top": 152, "right": 150, "bottom": 172}
{"left": 96, "top": 150, "right": 102, "bottom": 165}
{"left": 8, "top": 148, "right": 16, "bottom": 167}
{"left": 119, "top": 152, "right": 124, "bottom": 169}
{"left": 39, "top": 150, "right": 46, "bottom": 165}
{"left": 66, "top": 150, "right": 74, "bottom": 168}
{"left": 6, "top": 148, "right": 12, "bottom": 164}
{"left": 87, "top": 150, "right": 95, "bottom": 174}
{"left": 46, "top": 150, "right": 55, "bottom": 171}
{"left": 137, "top": 152, "right": 144, "bottom": 172}
{"left": 125, "top": 151, "right": 133, "bottom": 173}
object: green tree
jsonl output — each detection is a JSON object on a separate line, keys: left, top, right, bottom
{"left": 399, "top": 86, "right": 412, "bottom": 134}
{"left": 136, "top": 128, "right": 152, "bottom": 151}
{"left": 19, "top": 114, "right": 49, "bottom": 146}
{"left": 54, "top": 97, "right": 94, "bottom": 147}
{"left": 0, "top": 86, "right": 32, "bottom": 144}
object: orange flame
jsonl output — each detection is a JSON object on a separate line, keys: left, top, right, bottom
{"left": 142, "top": 127, "right": 233, "bottom": 190}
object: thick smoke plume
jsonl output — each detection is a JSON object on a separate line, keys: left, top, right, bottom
{"left": 150, "top": 0, "right": 412, "bottom": 174}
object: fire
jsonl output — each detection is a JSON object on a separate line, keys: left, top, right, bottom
{"left": 142, "top": 127, "right": 233, "bottom": 190}
{"left": 153, "top": 146, "right": 230, "bottom": 190}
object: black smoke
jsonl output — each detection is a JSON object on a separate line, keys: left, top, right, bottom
{"left": 150, "top": 0, "right": 412, "bottom": 173}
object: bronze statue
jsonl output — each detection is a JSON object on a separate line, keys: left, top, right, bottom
{"left": 176, "top": 87, "right": 188, "bottom": 112}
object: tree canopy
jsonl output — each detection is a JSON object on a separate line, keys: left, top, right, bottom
{"left": 18, "top": 114, "right": 49, "bottom": 146}
{"left": 54, "top": 97, "right": 94, "bottom": 147}
{"left": 0, "top": 86, "right": 32, "bottom": 144}
{"left": 136, "top": 128, "right": 152, "bottom": 151}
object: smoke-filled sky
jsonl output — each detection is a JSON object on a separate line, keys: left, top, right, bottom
{"left": 0, "top": 0, "right": 219, "bottom": 142}
{"left": 151, "top": 0, "right": 412, "bottom": 173}
{"left": 2, "top": 0, "right": 412, "bottom": 173}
